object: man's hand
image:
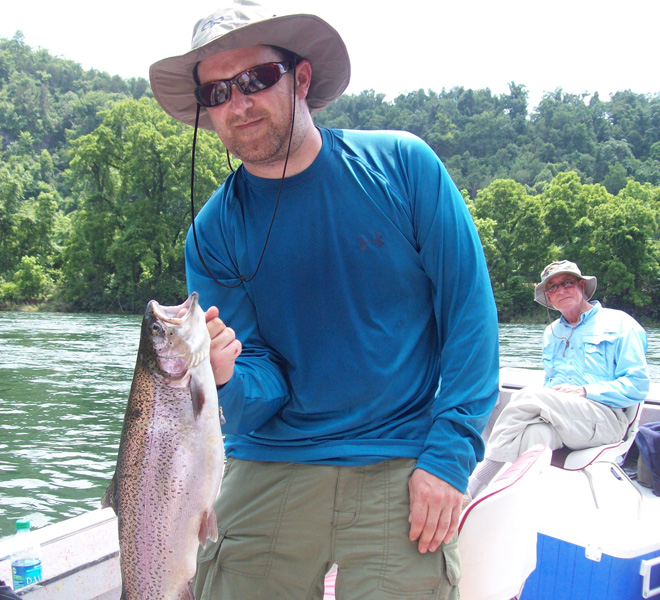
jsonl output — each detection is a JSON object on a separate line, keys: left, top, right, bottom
{"left": 408, "top": 469, "right": 462, "bottom": 554}
{"left": 205, "top": 306, "right": 242, "bottom": 386}
{"left": 552, "top": 383, "right": 586, "bottom": 396}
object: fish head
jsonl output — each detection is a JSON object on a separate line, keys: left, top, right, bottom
{"left": 141, "top": 292, "right": 211, "bottom": 380}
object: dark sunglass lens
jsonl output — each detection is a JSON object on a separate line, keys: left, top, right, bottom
{"left": 255, "top": 64, "right": 283, "bottom": 86}
{"left": 236, "top": 70, "right": 267, "bottom": 94}
{"left": 238, "top": 64, "right": 284, "bottom": 95}
{"left": 195, "top": 81, "right": 230, "bottom": 107}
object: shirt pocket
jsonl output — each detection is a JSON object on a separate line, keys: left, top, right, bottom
{"left": 582, "top": 333, "right": 617, "bottom": 379}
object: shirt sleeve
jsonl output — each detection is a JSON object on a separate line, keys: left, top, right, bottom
{"left": 185, "top": 187, "right": 290, "bottom": 435}
{"left": 401, "top": 137, "right": 500, "bottom": 492}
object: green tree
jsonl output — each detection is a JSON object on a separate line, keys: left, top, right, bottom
{"left": 1, "top": 255, "right": 51, "bottom": 302}
{"left": 0, "top": 160, "right": 32, "bottom": 274}
{"left": 62, "top": 98, "right": 229, "bottom": 311}
{"left": 469, "top": 179, "right": 546, "bottom": 319}
{"left": 530, "top": 90, "right": 597, "bottom": 168}
{"left": 602, "top": 163, "right": 629, "bottom": 195}
{"left": 586, "top": 181, "right": 660, "bottom": 313}
{"left": 539, "top": 171, "right": 611, "bottom": 266}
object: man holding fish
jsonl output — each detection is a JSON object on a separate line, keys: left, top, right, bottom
{"left": 149, "top": 1, "right": 499, "bottom": 598}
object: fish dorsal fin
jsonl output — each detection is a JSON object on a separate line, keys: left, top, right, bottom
{"left": 101, "top": 473, "right": 118, "bottom": 514}
{"left": 190, "top": 375, "right": 205, "bottom": 419}
{"left": 198, "top": 509, "right": 219, "bottom": 547}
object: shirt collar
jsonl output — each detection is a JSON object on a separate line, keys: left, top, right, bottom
{"left": 559, "top": 300, "right": 601, "bottom": 327}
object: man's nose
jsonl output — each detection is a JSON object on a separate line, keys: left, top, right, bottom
{"left": 227, "top": 85, "right": 255, "bottom": 111}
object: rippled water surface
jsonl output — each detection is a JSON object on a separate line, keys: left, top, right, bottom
{"left": 0, "top": 313, "right": 658, "bottom": 539}
{"left": 0, "top": 312, "right": 141, "bottom": 538}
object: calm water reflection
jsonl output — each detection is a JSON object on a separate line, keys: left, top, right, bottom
{"left": 0, "top": 313, "right": 658, "bottom": 538}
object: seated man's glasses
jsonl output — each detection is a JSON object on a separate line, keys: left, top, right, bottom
{"left": 194, "top": 62, "right": 292, "bottom": 108}
{"left": 546, "top": 278, "right": 577, "bottom": 294}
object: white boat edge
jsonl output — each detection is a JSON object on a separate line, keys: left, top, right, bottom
{"left": 0, "top": 507, "right": 120, "bottom": 599}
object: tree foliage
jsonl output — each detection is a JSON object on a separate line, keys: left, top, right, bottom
{"left": 61, "top": 98, "right": 229, "bottom": 311}
{"left": 467, "top": 175, "right": 660, "bottom": 321}
{"left": 0, "top": 34, "right": 659, "bottom": 322}
{"left": 316, "top": 85, "right": 660, "bottom": 197}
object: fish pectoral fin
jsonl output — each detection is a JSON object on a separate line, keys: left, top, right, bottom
{"left": 190, "top": 375, "right": 206, "bottom": 419}
{"left": 170, "top": 371, "right": 192, "bottom": 389}
{"left": 177, "top": 585, "right": 195, "bottom": 600}
{"left": 101, "top": 473, "right": 118, "bottom": 514}
{"left": 198, "top": 508, "right": 219, "bottom": 547}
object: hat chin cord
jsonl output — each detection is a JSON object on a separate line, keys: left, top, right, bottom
{"left": 188, "top": 64, "right": 298, "bottom": 289}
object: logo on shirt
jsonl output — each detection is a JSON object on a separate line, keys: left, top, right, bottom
{"left": 357, "top": 233, "right": 384, "bottom": 251}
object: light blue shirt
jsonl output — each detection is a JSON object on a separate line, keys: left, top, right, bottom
{"left": 542, "top": 301, "right": 649, "bottom": 408}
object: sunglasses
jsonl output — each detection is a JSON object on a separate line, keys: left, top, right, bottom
{"left": 194, "top": 61, "right": 292, "bottom": 108}
{"left": 546, "top": 278, "right": 578, "bottom": 294}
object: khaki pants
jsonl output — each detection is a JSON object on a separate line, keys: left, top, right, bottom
{"left": 486, "top": 386, "right": 630, "bottom": 463}
{"left": 194, "top": 458, "right": 460, "bottom": 600}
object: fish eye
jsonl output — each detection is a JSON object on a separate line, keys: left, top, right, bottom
{"left": 150, "top": 322, "right": 164, "bottom": 336}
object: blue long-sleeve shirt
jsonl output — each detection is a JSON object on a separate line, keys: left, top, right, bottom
{"left": 185, "top": 127, "right": 499, "bottom": 492}
{"left": 542, "top": 301, "right": 649, "bottom": 407}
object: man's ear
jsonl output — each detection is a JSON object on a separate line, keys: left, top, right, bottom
{"left": 295, "top": 59, "right": 313, "bottom": 100}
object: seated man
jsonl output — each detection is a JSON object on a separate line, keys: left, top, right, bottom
{"left": 468, "top": 260, "right": 649, "bottom": 498}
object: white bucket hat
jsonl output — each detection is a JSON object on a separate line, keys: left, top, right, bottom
{"left": 149, "top": 0, "right": 351, "bottom": 131}
{"left": 534, "top": 260, "right": 597, "bottom": 309}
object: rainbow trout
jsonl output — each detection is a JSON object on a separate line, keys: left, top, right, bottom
{"left": 102, "top": 292, "right": 224, "bottom": 600}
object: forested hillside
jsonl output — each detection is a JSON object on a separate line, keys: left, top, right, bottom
{"left": 315, "top": 86, "right": 660, "bottom": 197}
{"left": 1, "top": 33, "right": 659, "bottom": 321}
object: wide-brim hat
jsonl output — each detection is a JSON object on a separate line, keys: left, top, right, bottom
{"left": 149, "top": 1, "right": 351, "bottom": 131}
{"left": 534, "top": 260, "right": 597, "bottom": 309}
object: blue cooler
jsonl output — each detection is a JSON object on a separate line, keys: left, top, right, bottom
{"left": 519, "top": 463, "right": 660, "bottom": 600}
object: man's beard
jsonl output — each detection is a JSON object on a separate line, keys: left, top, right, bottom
{"left": 223, "top": 106, "right": 296, "bottom": 168}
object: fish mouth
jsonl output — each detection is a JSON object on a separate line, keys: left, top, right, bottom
{"left": 148, "top": 292, "right": 199, "bottom": 325}
{"left": 145, "top": 292, "right": 210, "bottom": 374}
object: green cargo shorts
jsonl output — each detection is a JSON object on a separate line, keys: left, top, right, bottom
{"left": 194, "top": 457, "right": 460, "bottom": 600}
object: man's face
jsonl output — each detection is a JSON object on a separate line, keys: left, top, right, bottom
{"left": 197, "top": 45, "right": 299, "bottom": 169}
{"left": 545, "top": 274, "right": 586, "bottom": 312}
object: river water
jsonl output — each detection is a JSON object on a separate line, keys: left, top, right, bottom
{"left": 0, "top": 312, "right": 659, "bottom": 540}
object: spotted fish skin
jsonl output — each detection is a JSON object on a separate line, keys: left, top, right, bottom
{"left": 102, "top": 292, "right": 224, "bottom": 600}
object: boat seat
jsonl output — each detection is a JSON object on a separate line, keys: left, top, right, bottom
{"left": 550, "top": 402, "right": 645, "bottom": 514}
{"left": 550, "top": 402, "right": 643, "bottom": 470}
{"left": 458, "top": 444, "right": 551, "bottom": 600}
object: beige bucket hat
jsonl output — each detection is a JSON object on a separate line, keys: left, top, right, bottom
{"left": 149, "top": 0, "right": 351, "bottom": 131}
{"left": 534, "top": 260, "right": 597, "bottom": 309}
